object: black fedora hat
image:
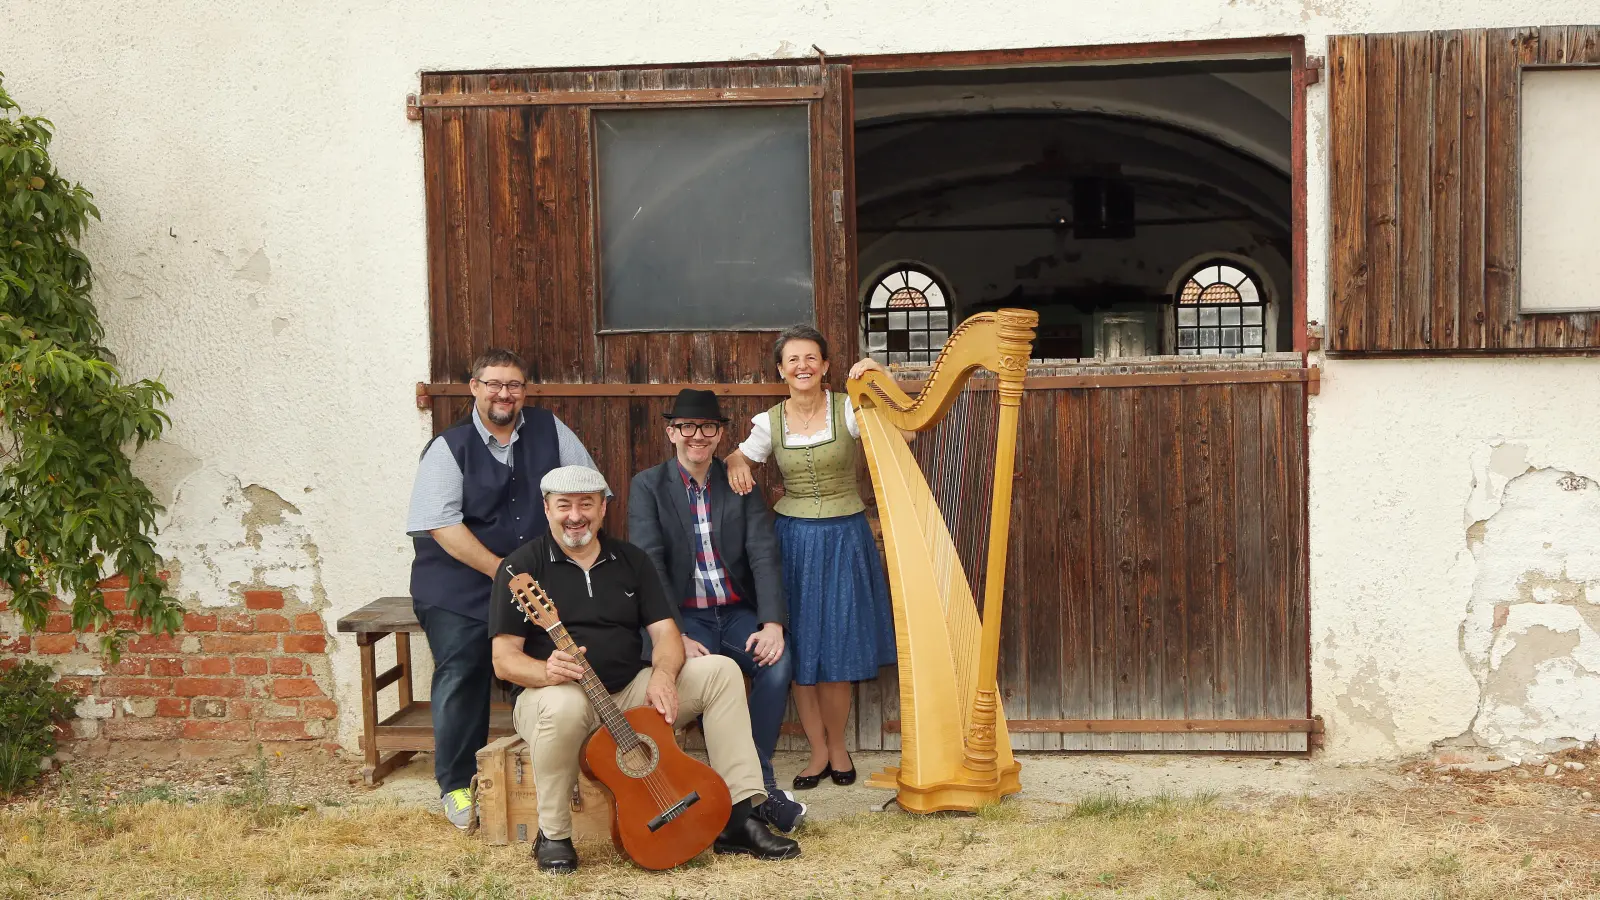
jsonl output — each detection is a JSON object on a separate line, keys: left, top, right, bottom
{"left": 662, "top": 388, "right": 728, "bottom": 422}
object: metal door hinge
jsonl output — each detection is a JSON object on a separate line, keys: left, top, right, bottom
{"left": 1303, "top": 56, "right": 1325, "bottom": 86}
{"left": 406, "top": 93, "right": 423, "bottom": 122}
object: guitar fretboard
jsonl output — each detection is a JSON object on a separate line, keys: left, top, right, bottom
{"left": 548, "top": 624, "right": 643, "bottom": 752}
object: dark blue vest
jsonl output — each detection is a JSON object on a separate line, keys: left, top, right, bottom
{"left": 410, "top": 408, "right": 560, "bottom": 621}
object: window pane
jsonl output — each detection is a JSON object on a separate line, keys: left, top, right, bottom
{"left": 596, "top": 106, "right": 813, "bottom": 329}
{"left": 1243, "top": 305, "right": 1263, "bottom": 325}
{"left": 1220, "top": 307, "right": 1240, "bottom": 326}
{"left": 889, "top": 311, "right": 908, "bottom": 330}
{"left": 908, "top": 310, "right": 928, "bottom": 330}
{"left": 867, "top": 331, "right": 888, "bottom": 351}
{"left": 910, "top": 330, "right": 928, "bottom": 350}
{"left": 867, "top": 313, "right": 888, "bottom": 331}
{"left": 1178, "top": 329, "right": 1197, "bottom": 348}
{"left": 1199, "top": 307, "right": 1219, "bottom": 327}
{"left": 1178, "top": 307, "right": 1197, "bottom": 327}
{"left": 929, "top": 310, "right": 948, "bottom": 329}
{"left": 1243, "top": 326, "right": 1263, "bottom": 347}
{"left": 1198, "top": 327, "right": 1219, "bottom": 347}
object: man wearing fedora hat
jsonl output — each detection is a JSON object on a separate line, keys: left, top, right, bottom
{"left": 627, "top": 388, "right": 806, "bottom": 833}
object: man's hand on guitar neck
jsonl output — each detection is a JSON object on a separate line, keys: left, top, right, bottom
{"left": 543, "top": 648, "right": 587, "bottom": 685}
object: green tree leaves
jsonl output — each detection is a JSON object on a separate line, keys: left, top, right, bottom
{"left": 0, "top": 73, "right": 182, "bottom": 658}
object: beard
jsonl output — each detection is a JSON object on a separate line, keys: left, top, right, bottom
{"left": 486, "top": 403, "right": 516, "bottom": 426}
{"left": 558, "top": 522, "right": 595, "bottom": 549}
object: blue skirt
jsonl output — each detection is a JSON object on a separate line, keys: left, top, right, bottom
{"left": 775, "top": 512, "right": 898, "bottom": 685}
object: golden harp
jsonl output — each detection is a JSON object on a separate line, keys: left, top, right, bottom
{"left": 846, "top": 307, "right": 1037, "bottom": 813}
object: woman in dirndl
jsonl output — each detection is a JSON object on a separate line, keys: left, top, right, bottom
{"left": 725, "top": 324, "right": 897, "bottom": 790}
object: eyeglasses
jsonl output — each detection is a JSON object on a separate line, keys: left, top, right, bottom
{"left": 475, "top": 379, "right": 526, "bottom": 395}
{"left": 670, "top": 422, "right": 723, "bottom": 437}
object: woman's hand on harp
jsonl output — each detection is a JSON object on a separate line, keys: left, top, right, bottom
{"left": 847, "top": 357, "right": 888, "bottom": 381}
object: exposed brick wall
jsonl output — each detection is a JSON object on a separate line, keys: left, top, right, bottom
{"left": 0, "top": 582, "right": 338, "bottom": 758}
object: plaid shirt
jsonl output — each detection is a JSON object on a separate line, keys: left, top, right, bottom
{"left": 678, "top": 462, "right": 741, "bottom": 609}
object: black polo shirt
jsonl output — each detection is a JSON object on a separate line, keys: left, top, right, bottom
{"left": 489, "top": 530, "right": 675, "bottom": 694}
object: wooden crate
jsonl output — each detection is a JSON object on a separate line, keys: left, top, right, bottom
{"left": 473, "top": 735, "right": 614, "bottom": 845}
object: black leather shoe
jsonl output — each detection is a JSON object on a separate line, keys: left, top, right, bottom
{"left": 715, "top": 814, "right": 802, "bottom": 860}
{"left": 831, "top": 755, "right": 856, "bottom": 786}
{"left": 534, "top": 831, "right": 579, "bottom": 874}
{"left": 792, "top": 763, "right": 832, "bottom": 790}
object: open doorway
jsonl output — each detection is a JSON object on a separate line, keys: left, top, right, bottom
{"left": 853, "top": 58, "right": 1293, "bottom": 364}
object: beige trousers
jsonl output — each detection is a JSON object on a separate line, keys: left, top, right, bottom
{"left": 511, "top": 655, "right": 766, "bottom": 840}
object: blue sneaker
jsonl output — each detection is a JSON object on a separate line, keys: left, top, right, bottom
{"left": 755, "top": 788, "right": 807, "bottom": 833}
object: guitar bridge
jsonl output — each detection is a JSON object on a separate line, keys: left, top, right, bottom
{"left": 645, "top": 791, "right": 701, "bottom": 832}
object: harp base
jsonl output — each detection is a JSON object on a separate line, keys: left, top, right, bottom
{"left": 865, "top": 762, "right": 1023, "bottom": 815}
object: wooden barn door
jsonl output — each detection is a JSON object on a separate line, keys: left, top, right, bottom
{"left": 416, "top": 62, "right": 857, "bottom": 536}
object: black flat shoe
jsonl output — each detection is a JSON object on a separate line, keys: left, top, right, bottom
{"left": 792, "top": 763, "right": 832, "bottom": 790}
{"left": 714, "top": 814, "right": 802, "bottom": 860}
{"left": 831, "top": 756, "right": 856, "bottom": 786}
{"left": 534, "top": 831, "right": 578, "bottom": 874}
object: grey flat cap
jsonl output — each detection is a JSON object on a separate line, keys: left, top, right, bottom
{"left": 540, "top": 465, "right": 610, "bottom": 496}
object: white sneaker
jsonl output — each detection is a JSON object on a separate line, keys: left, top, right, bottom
{"left": 442, "top": 787, "right": 474, "bottom": 830}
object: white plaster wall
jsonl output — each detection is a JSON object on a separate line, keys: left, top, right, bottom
{"left": 5, "top": 0, "right": 1600, "bottom": 760}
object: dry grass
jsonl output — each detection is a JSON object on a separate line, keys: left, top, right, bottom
{"left": 3, "top": 785, "right": 1597, "bottom": 899}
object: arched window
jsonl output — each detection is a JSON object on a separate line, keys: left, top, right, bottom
{"left": 863, "top": 265, "right": 951, "bottom": 365}
{"left": 1174, "top": 261, "right": 1266, "bottom": 356}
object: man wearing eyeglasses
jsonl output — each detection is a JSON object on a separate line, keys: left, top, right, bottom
{"left": 406, "top": 347, "right": 603, "bottom": 830}
{"left": 626, "top": 389, "right": 805, "bottom": 833}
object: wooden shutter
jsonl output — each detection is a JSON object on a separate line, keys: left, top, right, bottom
{"left": 418, "top": 63, "right": 855, "bottom": 403}
{"left": 1328, "top": 26, "right": 1600, "bottom": 353}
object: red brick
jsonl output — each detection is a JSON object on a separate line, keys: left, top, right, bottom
{"left": 155, "top": 697, "right": 191, "bottom": 717}
{"left": 54, "top": 675, "right": 94, "bottom": 695}
{"left": 185, "top": 657, "right": 231, "bottom": 676}
{"left": 106, "top": 658, "right": 148, "bottom": 676}
{"left": 218, "top": 614, "right": 257, "bottom": 633}
{"left": 99, "top": 677, "right": 175, "bottom": 697}
{"left": 47, "top": 597, "right": 68, "bottom": 611}
{"left": 300, "top": 699, "right": 339, "bottom": 719}
{"left": 254, "top": 721, "right": 314, "bottom": 741}
{"left": 244, "top": 590, "right": 285, "bottom": 610}
{"left": 102, "top": 590, "right": 128, "bottom": 611}
{"left": 271, "top": 678, "right": 324, "bottom": 699}
{"left": 147, "top": 658, "right": 185, "bottom": 676}
{"left": 201, "top": 634, "right": 277, "bottom": 654}
{"left": 127, "top": 634, "right": 182, "bottom": 654}
{"left": 110, "top": 614, "right": 143, "bottom": 631}
{"left": 183, "top": 613, "right": 219, "bottom": 632}
{"left": 229, "top": 701, "right": 258, "bottom": 720}
{"left": 104, "top": 718, "right": 180, "bottom": 740}
{"left": 269, "top": 657, "right": 307, "bottom": 675}
{"left": 99, "top": 574, "right": 130, "bottom": 589}
{"left": 282, "top": 634, "right": 326, "bottom": 654}
{"left": 44, "top": 614, "right": 74, "bottom": 633}
{"left": 183, "top": 720, "right": 251, "bottom": 741}
{"left": 0, "top": 634, "right": 31, "bottom": 654}
{"left": 0, "top": 659, "right": 16, "bottom": 673}
{"left": 36, "top": 633, "right": 80, "bottom": 654}
{"left": 293, "top": 614, "right": 324, "bottom": 632}
{"left": 175, "top": 677, "right": 246, "bottom": 698}
{"left": 253, "top": 614, "right": 291, "bottom": 633}
{"left": 233, "top": 657, "right": 269, "bottom": 675}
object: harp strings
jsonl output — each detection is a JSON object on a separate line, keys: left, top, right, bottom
{"left": 913, "top": 372, "right": 1000, "bottom": 612}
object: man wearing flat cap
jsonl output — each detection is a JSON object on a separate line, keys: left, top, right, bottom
{"left": 626, "top": 389, "right": 804, "bottom": 834}
{"left": 489, "top": 465, "right": 801, "bottom": 873}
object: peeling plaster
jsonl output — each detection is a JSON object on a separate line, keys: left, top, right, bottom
{"left": 1460, "top": 461, "right": 1600, "bottom": 754}
{"left": 158, "top": 467, "right": 324, "bottom": 610}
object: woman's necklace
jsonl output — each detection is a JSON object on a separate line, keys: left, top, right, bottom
{"left": 786, "top": 394, "right": 826, "bottom": 435}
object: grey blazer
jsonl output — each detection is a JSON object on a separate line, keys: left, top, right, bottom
{"left": 627, "top": 457, "right": 787, "bottom": 634}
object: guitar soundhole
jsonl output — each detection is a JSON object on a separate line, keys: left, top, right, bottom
{"left": 616, "top": 734, "right": 660, "bottom": 779}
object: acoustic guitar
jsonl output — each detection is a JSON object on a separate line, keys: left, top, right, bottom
{"left": 506, "top": 572, "right": 732, "bottom": 871}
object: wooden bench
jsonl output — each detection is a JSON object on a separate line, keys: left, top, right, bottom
{"left": 336, "top": 596, "right": 514, "bottom": 785}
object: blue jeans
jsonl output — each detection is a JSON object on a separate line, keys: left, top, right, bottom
{"left": 414, "top": 602, "right": 491, "bottom": 795}
{"left": 678, "top": 603, "right": 792, "bottom": 791}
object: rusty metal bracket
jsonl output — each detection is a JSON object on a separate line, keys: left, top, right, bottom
{"left": 1302, "top": 55, "right": 1324, "bottom": 86}
{"left": 415, "top": 382, "right": 432, "bottom": 409}
{"left": 1307, "top": 366, "right": 1322, "bottom": 397}
{"left": 406, "top": 93, "right": 422, "bottom": 122}
{"left": 812, "top": 44, "right": 828, "bottom": 70}
{"left": 1306, "top": 320, "right": 1325, "bottom": 353}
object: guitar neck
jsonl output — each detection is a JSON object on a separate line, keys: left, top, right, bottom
{"left": 548, "top": 625, "right": 643, "bottom": 748}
